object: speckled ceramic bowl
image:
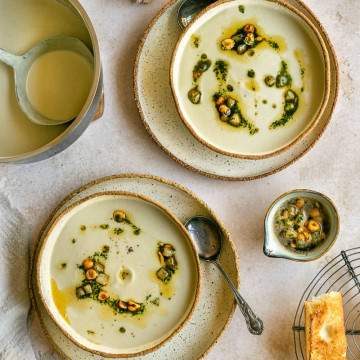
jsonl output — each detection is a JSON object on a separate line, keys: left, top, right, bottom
{"left": 170, "top": 0, "right": 330, "bottom": 160}
{"left": 134, "top": 0, "right": 338, "bottom": 180}
{"left": 31, "top": 174, "right": 239, "bottom": 360}
{"left": 263, "top": 189, "right": 339, "bottom": 262}
{"left": 36, "top": 191, "right": 200, "bottom": 358}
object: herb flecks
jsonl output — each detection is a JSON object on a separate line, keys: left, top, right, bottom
{"left": 213, "top": 93, "right": 259, "bottom": 135}
{"left": 112, "top": 209, "right": 141, "bottom": 236}
{"left": 276, "top": 61, "right": 292, "bottom": 88}
{"left": 192, "top": 54, "right": 212, "bottom": 82}
{"left": 220, "top": 24, "right": 263, "bottom": 55}
{"left": 238, "top": 5, "right": 245, "bottom": 13}
{"left": 270, "top": 89, "right": 299, "bottom": 129}
{"left": 213, "top": 60, "right": 229, "bottom": 82}
{"left": 76, "top": 247, "right": 145, "bottom": 316}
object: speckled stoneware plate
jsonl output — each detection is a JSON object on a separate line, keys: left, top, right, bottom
{"left": 134, "top": 0, "right": 338, "bottom": 180}
{"left": 170, "top": 0, "right": 330, "bottom": 159}
{"left": 36, "top": 191, "right": 200, "bottom": 358}
{"left": 31, "top": 174, "right": 239, "bottom": 360}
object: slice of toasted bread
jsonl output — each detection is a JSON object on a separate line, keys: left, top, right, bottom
{"left": 305, "top": 292, "right": 347, "bottom": 360}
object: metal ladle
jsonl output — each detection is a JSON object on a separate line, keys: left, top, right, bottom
{"left": 177, "top": 0, "right": 217, "bottom": 29}
{"left": 0, "top": 36, "right": 94, "bottom": 126}
{"left": 185, "top": 216, "right": 264, "bottom": 335}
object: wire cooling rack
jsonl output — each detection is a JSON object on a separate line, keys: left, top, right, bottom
{"left": 293, "top": 247, "right": 360, "bottom": 359}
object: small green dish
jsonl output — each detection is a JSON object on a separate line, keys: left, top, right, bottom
{"left": 263, "top": 189, "right": 339, "bottom": 262}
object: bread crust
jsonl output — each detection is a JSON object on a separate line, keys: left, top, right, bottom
{"left": 305, "top": 292, "right": 347, "bottom": 360}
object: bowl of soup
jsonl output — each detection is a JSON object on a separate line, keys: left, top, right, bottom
{"left": 35, "top": 191, "right": 200, "bottom": 357}
{"left": 170, "top": 0, "right": 331, "bottom": 159}
{"left": 0, "top": 0, "right": 103, "bottom": 163}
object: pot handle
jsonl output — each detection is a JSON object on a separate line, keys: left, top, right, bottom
{"left": 92, "top": 93, "right": 104, "bottom": 121}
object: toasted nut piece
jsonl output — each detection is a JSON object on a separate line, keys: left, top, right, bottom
{"left": 215, "top": 96, "right": 225, "bottom": 106}
{"left": 229, "top": 113, "right": 241, "bottom": 127}
{"left": 157, "top": 251, "right": 165, "bottom": 265}
{"left": 117, "top": 300, "right": 128, "bottom": 310}
{"left": 285, "top": 102, "right": 296, "bottom": 113}
{"left": 285, "top": 89, "right": 297, "bottom": 102}
{"left": 303, "top": 230, "right": 311, "bottom": 240}
{"left": 297, "top": 233, "right": 306, "bottom": 242}
{"left": 127, "top": 300, "right": 141, "bottom": 312}
{"left": 226, "top": 97, "right": 236, "bottom": 108}
{"left": 237, "top": 43, "right": 247, "bottom": 54}
{"left": 218, "top": 105, "right": 231, "bottom": 116}
{"left": 244, "top": 33, "right": 255, "bottom": 46}
{"left": 98, "top": 291, "right": 110, "bottom": 302}
{"left": 310, "top": 208, "right": 321, "bottom": 218}
{"left": 188, "top": 87, "right": 201, "bottom": 104}
{"left": 221, "top": 38, "right": 235, "bottom": 50}
{"left": 243, "top": 24, "right": 255, "bottom": 33}
{"left": 86, "top": 269, "right": 98, "bottom": 280}
{"left": 82, "top": 258, "right": 94, "bottom": 270}
{"left": 255, "top": 36, "right": 263, "bottom": 42}
{"left": 165, "top": 256, "right": 177, "bottom": 271}
{"left": 308, "top": 220, "right": 321, "bottom": 232}
{"left": 83, "top": 284, "right": 93, "bottom": 294}
{"left": 113, "top": 210, "right": 126, "bottom": 222}
{"left": 295, "top": 198, "right": 305, "bottom": 209}
{"left": 96, "top": 273, "right": 109, "bottom": 286}
{"left": 264, "top": 75, "right": 275, "bottom": 87}
{"left": 93, "top": 262, "right": 104, "bottom": 273}
{"left": 76, "top": 287, "right": 85, "bottom": 298}
{"left": 162, "top": 244, "right": 175, "bottom": 257}
{"left": 156, "top": 267, "right": 170, "bottom": 282}
{"left": 281, "top": 209, "right": 289, "bottom": 219}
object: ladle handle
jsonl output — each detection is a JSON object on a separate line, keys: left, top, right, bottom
{"left": 214, "top": 260, "right": 264, "bottom": 335}
{"left": 0, "top": 48, "right": 21, "bottom": 68}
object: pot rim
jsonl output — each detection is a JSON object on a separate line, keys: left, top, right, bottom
{"left": 0, "top": 0, "right": 102, "bottom": 163}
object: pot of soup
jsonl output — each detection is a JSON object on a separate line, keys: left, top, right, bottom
{"left": 0, "top": 0, "right": 103, "bottom": 163}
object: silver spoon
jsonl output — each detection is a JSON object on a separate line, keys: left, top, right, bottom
{"left": 0, "top": 36, "right": 94, "bottom": 126}
{"left": 185, "top": 216, "right": 264, "bottom": 335}
{"left": 177, "top": 0, "right": 217, "bottom": 29}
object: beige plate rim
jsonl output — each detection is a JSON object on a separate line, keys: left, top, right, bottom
{"left": 29, "top": 173, "right": 240, "bottom": 360}
{"left": 170, "top": 0, "right": 331, "bottom": 160}
{"left": 35, "top": 190, "right": 201, "bottom": 358}
{"left": 134, "top": 0, "right": 339, "bottom": 180}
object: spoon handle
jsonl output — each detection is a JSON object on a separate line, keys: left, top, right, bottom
{"left": 0, "top": 48, "right": 20, "bottom": 68}
{"left": 214, "top": 260, "right": 264, "bottom": 335}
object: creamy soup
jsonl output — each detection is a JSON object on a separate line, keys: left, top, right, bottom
{"left": 26, "top": 50, "right": 93, "bottom": 122}
{"left": 172, "top": 0, "right": 326, "bottom": 156}
{"left": 0, "top": 0, "right": 92, "bottom": 157}
{"left": 41, "top": 195, "right": 198, "bottom": 355}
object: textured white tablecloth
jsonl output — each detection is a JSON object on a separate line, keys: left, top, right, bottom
{"left": 0, "top": 0, "right": 359, "bottom": 359}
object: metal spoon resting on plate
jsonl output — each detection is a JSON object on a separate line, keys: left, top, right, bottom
{"left": 185, "top": 216, "right": 264, "bottom": 335}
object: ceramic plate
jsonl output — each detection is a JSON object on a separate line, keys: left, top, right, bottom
{"left": 134, "top": 0, "right": 338, "bottom": 180}
{"left": 36, "top": 192, "right": 200, "bottom": 357}
{"left": 171, "top": 0, "right": 330, "bottom": 159}
{"left": 31, "top": 174, "right": 239, "bottom": 360}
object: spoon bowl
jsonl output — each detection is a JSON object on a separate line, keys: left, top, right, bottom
{"left": 185, "top": 215, "right": 264, "bottom": 335}
{"left": 177, "top": 0, "right": 216, "bottom": 29}
{"left": 0, "top": 36, "right": 94, "bottom": 126}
